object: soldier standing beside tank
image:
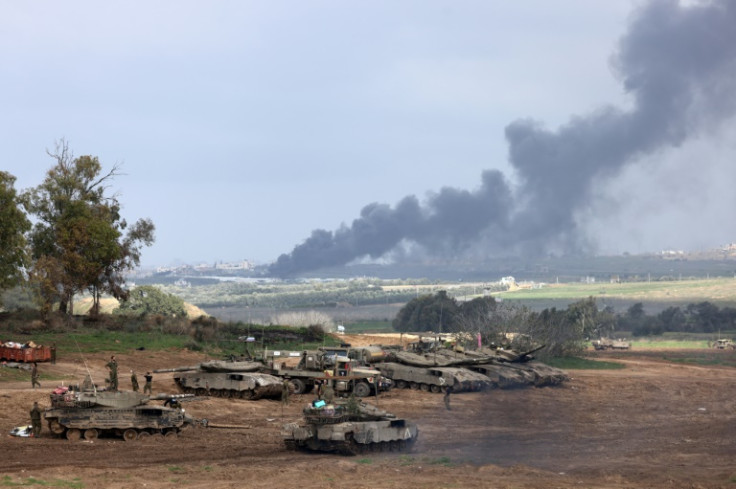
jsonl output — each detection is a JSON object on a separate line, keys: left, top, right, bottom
{"left": 30, "top": 401, "right": 42, "bottom": 437}
{"left": 143, "top": 371, "right": 153, "bottom": 394}
{"left": 106, "top": 355, "right": 118, "bottom": 391}
{"left": 444, "top": 385, "right": 453, "bottom": 411}
{"left": 323, "top": 381, "right": 335, "bottom": 404}
{"left": 282, "top": 377, "right": 291, "bottom": 405}
{"left": 130, "top": 370, "right": 139, "bottom": 392}
{"left": 31, "top": 362, "right": 41, "bottom": 389}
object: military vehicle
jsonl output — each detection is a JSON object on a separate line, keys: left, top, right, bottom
{"left": 374, "top": 362, "right": 492, "bottom": 392}
{"left": 266, "top": 349, "right": 391, "bottom": 397}
{"left": 468, "top": 361, "right": 568, "bottom": 388}
{"left": 712, "top": 338, "right": 735, "bottom": 349}
{"left": 282, "top": 398, "right": 418, "bottom": 455}
{"left": 154, "top": 360, "right": 283, "bottom": 400}
{"left": 44, "top": 378, "right": 196, "bottom": 441}
{"left": 592, "top": 338, "right": 631, "bottom": 350}
{"left": 369, "top": 340, "right": 566, "bottom": 390}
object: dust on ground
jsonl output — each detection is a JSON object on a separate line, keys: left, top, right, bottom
{"left": 1, "top": 340, "right": 735, "bottom": 489}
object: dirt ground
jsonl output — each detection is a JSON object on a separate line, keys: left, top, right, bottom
{"left": 1, "top": 336, "right": 735, "bottom": 489}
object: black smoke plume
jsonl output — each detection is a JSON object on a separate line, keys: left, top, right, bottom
{"left": 270, "top": 0, "right": 736, "bottom": 277}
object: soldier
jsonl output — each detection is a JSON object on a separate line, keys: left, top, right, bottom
{"left": 106, "top": 355, "right": 118, "bottom": 391}
{"left": 143, "top": 371, "right": 153, "bottom": 394}
{"left": 323, "top": 381, "right": 335, "bottom": 404}
{"left": 444, "top": 385, "right": 453, "bottom": 411}
{"left": 29, "top": 401, "right": 42, "bottom": 437}
{"left": 130, "top": 370, "right": 139, "bottom": 392}
{"left": 281, "top": 377, "right": 291, "bottom": 405}
{"left": 31, "top": 362, "right": 41, "bottom": 389}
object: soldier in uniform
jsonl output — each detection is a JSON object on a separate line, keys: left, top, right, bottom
{"left": 323, "top": 381, "right": 335, "bottom": 404}
{"left": 143, "top": 372, "right": 153, "bottom": 394}
{"left": 31, "top": 362, "right": 41, "bottom": 389}
{"left": 281, "top": 377, "right": 291, "bottom": 405}
{"left": 106, "top": 355, "right": 118, "bottom": 391}
{"left": 30, "top": 401, "right": 42, "bottom": 437}
{"left": 444, "top": 385, "right": 453, "bottom": 411}
{"left": 130, "top": 370, "right": 139, "bottom": 392}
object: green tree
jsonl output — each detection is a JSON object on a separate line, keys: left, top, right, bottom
{"left": 22, "top": 140, "right": 155, "bottom": 315}
{"left": 393, "top": 290, "right": 459, "bottom": 332}
{"left": 0, "top": 171, "right": 31, "bottom": 304}
{"left": 114, "top": 285, "right": 187, "bottom": 317}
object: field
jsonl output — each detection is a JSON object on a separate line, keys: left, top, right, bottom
{"left": 1, "top": 335, "right": 735, "bottom": 488}
{"left": 154, "top": 277, "right": 736, "bottom": 324}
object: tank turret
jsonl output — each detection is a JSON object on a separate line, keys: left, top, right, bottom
{"left": 282, "top": 398, "right": 418, "bottom": 455}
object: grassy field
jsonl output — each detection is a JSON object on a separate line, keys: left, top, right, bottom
{"left": 496, "top": 277, "right": 736, "bottom": 303}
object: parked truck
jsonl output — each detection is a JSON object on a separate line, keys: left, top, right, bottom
{"left": 265, "top": 348, "right": 391, "bottom": 398}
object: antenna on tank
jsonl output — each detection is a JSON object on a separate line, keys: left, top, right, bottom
{"left": 73, "top": 336, "right": 97, "bottom": 393}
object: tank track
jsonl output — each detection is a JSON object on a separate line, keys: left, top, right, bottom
{"left": 288, "top": 435, "right": 417, "bottom": 455}
{"left": 46, "top": 418, "right": 181, "bottom": 442}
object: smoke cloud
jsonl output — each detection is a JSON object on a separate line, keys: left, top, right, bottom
{"left": 270, "top": 0, "right": 736, "bottom": 277}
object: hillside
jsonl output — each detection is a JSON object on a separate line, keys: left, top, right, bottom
{"left": 73, "top": 296, "right": 208, "bottom": 319}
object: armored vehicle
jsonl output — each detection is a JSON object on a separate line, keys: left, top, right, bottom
{"left": 154, "top": 360, "right": 282, "bottom": 400}
{"left": 592, "top": 338, "right": 631, "bottom": 350}
{"left": 374, "top": 362, "right": 491, "bottom": 393}
{"left": 469, "top": 361, "right": 568, "bottom": 388}
{"left": 712, "top": 338, "right": 735, "bottom": 349}
{"left": 44, "top": 379, "right": 195, "bottom": 441}
{"left": 282, "top": 398, "right": 418, "bottom": 455}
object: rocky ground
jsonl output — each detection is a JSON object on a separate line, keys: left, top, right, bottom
{"left": 1, "top": 337, "right": 735, "bottom": 489}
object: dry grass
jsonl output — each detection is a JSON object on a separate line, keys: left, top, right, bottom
{"left": 73, "top": 296, "right": 208, "bottom": 319}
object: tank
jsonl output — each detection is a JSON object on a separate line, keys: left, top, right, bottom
{"left": 282, "top": 398, "right": 418, "bottom": 455}
{"left": 592, "top": 338, "right": 631, "bottom": 350}
{"left": 154, "top": 360, "right": 283, "bottom": 400}
{"left": 375, "top": 343, "right": 565, "bottom": 391}
{"left": 374, "top": 362, "right": 492, "bottom": 393}
{"left": 44, "top": 378, "right": 196, "bottom": 441}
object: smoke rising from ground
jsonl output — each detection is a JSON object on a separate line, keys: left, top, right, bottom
{"left": 270, "top": 0, "right": 736, "bottom": 277}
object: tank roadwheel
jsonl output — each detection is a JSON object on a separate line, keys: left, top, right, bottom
{"left": 396, "top": 380, "right": 407, "bottom": 389}
{"left": 83, "top": 429, "right": 98, "bottom": 441}
{"left": 123, "top": 429, "right": 138, "bottom": 442}
{"left": 48, "top": 419, "right": 65, "bottom": 435}
{"left": 353, "top": 381, "right": 371, "bottom": 398}
{"left": 164, "top": 431, "right": 178, "bottom": 439}
{"left": 420, "top": 383, "right": 430, "bottom": 392}
{"left": 290, "top": 378, "right": 307, "bottom": 394}
{"left": 151, "top": 432, "right": 164, "bottom": 442}
{"left": 241, "top": 390, "right": 255, "bottom": 400}
{"left": 66, "top": 428, "right": 81, "bottom": 441}
{"left": 138, "top": 431, "right": 151, "bottom": 441}
{"left": 430, "top": 385, "right": 441, "bottom": 393}
{"left": 409, "top": 382, "right": 419, "bottom": 390}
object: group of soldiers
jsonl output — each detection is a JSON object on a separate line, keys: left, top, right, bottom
{"left": 105, "top": 355, "right": 152, "bottom": 394}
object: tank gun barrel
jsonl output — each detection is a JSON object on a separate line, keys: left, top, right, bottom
{"left": 197, "top": 419, "right": 252, "bottom": 429}
{"left": 148, "top": 393, "right": 196, "bottom": 401}
{"left": 153, "top": 366, "right": 199, "bottom": 373}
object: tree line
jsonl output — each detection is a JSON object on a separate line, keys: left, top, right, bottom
{"left": 0, "top": 140, "right": 155, "bottom": 317}
{"left": 394, "top": 292, "right": 735, "bottom": 357}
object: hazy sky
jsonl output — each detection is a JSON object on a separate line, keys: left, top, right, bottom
{"left": 3, "top": 1, "right": 735, "bottom": 270}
